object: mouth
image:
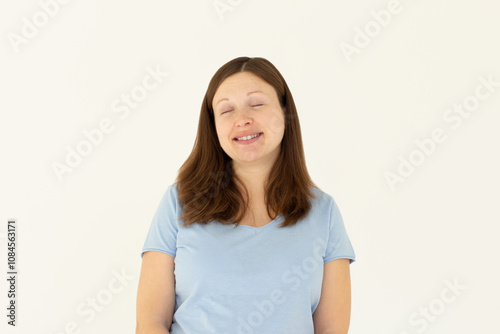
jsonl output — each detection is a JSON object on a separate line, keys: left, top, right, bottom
{"left": 233, "top": 132, "right": 263, "bottom": 142}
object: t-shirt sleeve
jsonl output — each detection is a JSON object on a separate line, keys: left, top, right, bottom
{"left": 141, "top": 184, "right": 179, "bottom": 259}
{"left": 324, "top": 198, "right": 356, "bottom": 264}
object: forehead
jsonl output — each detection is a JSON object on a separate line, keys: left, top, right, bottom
{"left": 213, "top": 72, "right": 275, "bottom": 102}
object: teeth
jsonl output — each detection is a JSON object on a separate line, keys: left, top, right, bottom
{"left": 237, "top": 133, "right": 260, "bottom": 141}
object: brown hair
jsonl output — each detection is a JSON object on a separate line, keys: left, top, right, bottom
{"left": 176, "top": 56, "right": 317, "bottom": 227}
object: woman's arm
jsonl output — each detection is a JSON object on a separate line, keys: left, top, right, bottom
{"left": 312, "top": 258, "right": 352, "bottom": 334}
{"left": 136, "top": 251, "right": 176, "bottom": 334}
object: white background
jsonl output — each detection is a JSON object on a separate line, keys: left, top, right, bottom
{"left": 1, "top": 0, "right": 499, "bottom": 333}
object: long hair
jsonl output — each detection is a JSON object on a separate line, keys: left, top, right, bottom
{"left": 176, "top": 56, "right": 317, "bottom": 227}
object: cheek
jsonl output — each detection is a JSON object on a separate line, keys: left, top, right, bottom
{"left": 268, "top": 112, "right": 285, "bottom": 137}
{"left": 215, "top": 120, "right": 230, "bottom": 143}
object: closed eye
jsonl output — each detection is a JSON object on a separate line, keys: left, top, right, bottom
{"left": 252, "top": 104, "right": 263, "bottom": 107}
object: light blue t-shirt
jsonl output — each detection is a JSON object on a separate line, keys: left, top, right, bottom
{"left": 141, "top": 183, "right": 356, "bottom": 334}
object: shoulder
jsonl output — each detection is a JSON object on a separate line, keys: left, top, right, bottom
{"left": 163, "top": 182, "right": 180, "bottom": 198}
{"left": 167, "top": 182, "right": 179, "bottom": 197}
{"left": 307, "top": 186, "right": 345, "bottom": 228}
{"left": 296, "top": 186, "right": 339, "bottom": 228}
{"left": 156, "top": 183, "right": 181, "bottom": 216}
{"left": 309, "top": 186, "right": 337, "bottom": 211}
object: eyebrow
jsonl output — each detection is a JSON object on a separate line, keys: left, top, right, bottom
{"left": 215, "top": 90, "right": 265, "bottom": 106}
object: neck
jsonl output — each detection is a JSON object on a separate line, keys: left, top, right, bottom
{"left": 232, "top": 160, "right": 273, "bottom": 201}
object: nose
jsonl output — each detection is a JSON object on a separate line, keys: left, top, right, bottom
{"left": 234, "top": 108, "right": 253, "bottom": 127}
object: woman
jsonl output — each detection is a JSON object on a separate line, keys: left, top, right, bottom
{"left": 136, "top": 57, "right": 356, "bottom": 334}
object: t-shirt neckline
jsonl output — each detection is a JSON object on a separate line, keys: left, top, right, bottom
{"left": 235, "top": 213, "right": 282, "bottom": 230}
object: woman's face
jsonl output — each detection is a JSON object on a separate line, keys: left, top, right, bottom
{"left": 212, "top": 72, "right": 285, "bottom": 170}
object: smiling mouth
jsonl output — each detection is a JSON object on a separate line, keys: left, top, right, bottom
{"left": 233, "top": 133, "right": 263, "bottom": 141}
